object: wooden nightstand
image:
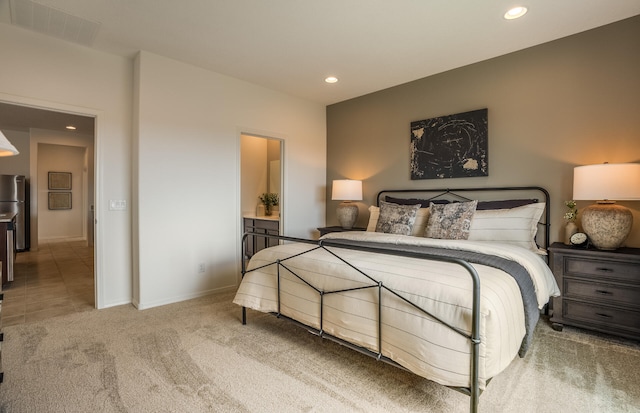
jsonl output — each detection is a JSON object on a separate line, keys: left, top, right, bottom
{"left": 548, "top": 242, "right": 640, "bottom": 340}
{"left": 317, "top": 226, "right": 366, "bottom": 237}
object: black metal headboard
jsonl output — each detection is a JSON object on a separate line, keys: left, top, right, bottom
{"left": 375, "top": 186, "right": 551, "bottom": 251}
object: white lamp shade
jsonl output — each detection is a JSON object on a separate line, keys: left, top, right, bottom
{"left": 0, "top": 131, "right": 19, "bottom": 157}
{"left": 331, "top": 179, "right": 362, "bottom": 201}
{"left": 573, "top": 163, "right": 640, "bottom": 201}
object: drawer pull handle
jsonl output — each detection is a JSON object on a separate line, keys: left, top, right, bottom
{"left": 595, "top": 290, "right": 613, "bottom": 295}
{"left": 595, "top": 313, "right": 612, "bottom": 318}
{"left": 595, "top": 267, "right": 614, "bottom": 273}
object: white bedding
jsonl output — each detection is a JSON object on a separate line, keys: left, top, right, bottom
{"left": 233, "top": 232, "right": 560, "bottom": 390}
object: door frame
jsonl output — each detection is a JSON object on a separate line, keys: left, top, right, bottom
{"left": 0, "top": 93, "right": 103, "bottom": 308}
{"left": 237, "top": 128, "right": 285, "bottom": 285}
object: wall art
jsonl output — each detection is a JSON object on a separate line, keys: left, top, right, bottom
{"left": 48, "top": 171, "right": 72, "bottom": 190}
{"left": 410, "top": 108, "right": 488, "bottom": 179}
{"left": 48, "top": 192, "right": 72, "bottom": 210}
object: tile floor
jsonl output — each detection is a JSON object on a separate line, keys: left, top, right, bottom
{"left": 1, "top": 240, "right": 95, "bottom": 327}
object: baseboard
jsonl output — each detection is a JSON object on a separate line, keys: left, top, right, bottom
{"left": 135, "top": 285, "right": 237, "bottom": 310}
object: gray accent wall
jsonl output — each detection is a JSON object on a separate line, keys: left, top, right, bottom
{"left": 326, "top": 15, "right": 640, "bottom": 247}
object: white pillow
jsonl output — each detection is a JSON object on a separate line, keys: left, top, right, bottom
{"left": 467, "top": 203, "right": 545, "bottom": 252}
{"left": 366, "top": 205, "right": 380, "bottom": 232}
{"left": 367, "top": 205, "right": 430, "bottom": 237}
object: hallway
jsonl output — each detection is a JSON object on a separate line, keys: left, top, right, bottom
{"left": 1, "top": 240, "right": 95, "bottom": 326}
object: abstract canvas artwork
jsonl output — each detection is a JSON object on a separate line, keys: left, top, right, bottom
{"left": 410, "top": 108, "right": 488, "bottom": 179}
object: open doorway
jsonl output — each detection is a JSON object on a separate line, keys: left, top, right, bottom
{"left": 0, "top": 101, "right": 97, "bottom": 324}
{"left": 240, "top": 133, "right": 283, "bottom": 258}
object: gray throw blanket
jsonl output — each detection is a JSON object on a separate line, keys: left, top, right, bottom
{"left": 321, "top": 239, "right": 539, "bottom": 357}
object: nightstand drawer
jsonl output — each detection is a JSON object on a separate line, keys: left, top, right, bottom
{"left": 564, "top": 279, "right": 640, "bottom": 308}
{"left": 564, "top": 300, "right": 640, "bottom": 331}
{"left": 565, "top": 257, "right": 640, "bottom": 282}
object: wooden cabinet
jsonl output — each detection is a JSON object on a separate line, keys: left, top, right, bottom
{"left": 0, "top": 213, "right": 16, "bottom": 285}
{"left": 549, "top": 242, "right": 640, "bottom": 340}
{"left": 243, "top": 217, "right": 280, "bottom": 258}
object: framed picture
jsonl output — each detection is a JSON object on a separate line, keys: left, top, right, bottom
{"left": 410, "top": 108, "right": 488, "bottom": 179}
{"left": 48, "top": 192, "right": 72, "bottom": 210}
{"left": 48, "top": 172, "right": 72, "bottom": 190}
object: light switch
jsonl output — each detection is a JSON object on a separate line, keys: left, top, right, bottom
{"left": 109, "top": 200, "right": 127, "bottom": 211}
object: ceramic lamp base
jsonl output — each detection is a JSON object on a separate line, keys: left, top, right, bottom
{"left": 337, "top": 202, "right": 358, "bottom": 229}
{"left": 581, "top": 202, "right": 632, "bottom": 250}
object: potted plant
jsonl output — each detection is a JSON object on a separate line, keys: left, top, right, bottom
{"left": 563, "top": 200, "right": 578, "bottom": 245}
{"left": 259, "top": 193, "right": 279, "bottom": 216}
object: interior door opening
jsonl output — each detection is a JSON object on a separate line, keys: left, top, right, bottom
{"left": 240, "top": 133, "right": 283, "bottom": 260}
{"left": 0, "top": 100, "right": 97, "bottom": 315}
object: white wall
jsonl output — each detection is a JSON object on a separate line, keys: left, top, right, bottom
{"left": 28, "top": 129, "right": 94, "bottom": 246}
{"left": 0, "top": 127, "right": 95, "bottom": 248}
{"left": 133, "top": 51, "right": 326, "bottom": 309}
{"left": 1, "top": 25, "right": 327, "bottom": 311}
{"left": 241, "top": 134, "right": 268, "bottom": 216}
{"left": 0, "top": 24, "right": 133, "bottom": 308}
{"left": 36, "top": 144, "right": 85, "bottom": 240}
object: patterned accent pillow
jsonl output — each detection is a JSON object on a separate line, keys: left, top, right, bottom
{"left": 375, "top": 201, "right": 421, "bottom": 235}
{"left": 367, "top": 205, "right": 430, "bottom": 236}
{"left": 425, "top": 200, "right": 478, "bottom": 240}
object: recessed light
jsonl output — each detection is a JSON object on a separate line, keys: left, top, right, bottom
{"left": 504, "top": 6, "right": 527, "bottom": 20}
{"left": 325, "top": 76, "right": 338, "bottom": 84}
{"left": 66, "top": 125, "right": 76, "bottom": 130}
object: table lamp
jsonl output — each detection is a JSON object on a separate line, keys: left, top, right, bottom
{"left": 573, "top": 162, "right": 640, "bottom": 249}
{"left": 332, "top": 179, "right": 362, "bottom": 229}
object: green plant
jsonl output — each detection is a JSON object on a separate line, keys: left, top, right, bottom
{"left": 563, "top": 200, "right": 577, "bottom": 222}
{"left": 259, "top": 193, "right": 279, "bottom": 215}
{"left": 259, "top": 192, "right": 279, "bottom": 207}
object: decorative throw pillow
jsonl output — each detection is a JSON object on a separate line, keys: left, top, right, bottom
{"left": 425, "top": 200, "right": 478, "bottom": 240}
{"left": 367, "top": 205, "right": 430, "bottom": 236}
{"left": 467, "top": 202, "right": 545, "bottom": 252}
{"left": 375, "top": 201, "right": 421, "bottom": 235}
{"left": 366, "top": 205, "right": 380, "bottom": 232}
{"left": 410, "top": 207, "right": 431, "bottom": 237}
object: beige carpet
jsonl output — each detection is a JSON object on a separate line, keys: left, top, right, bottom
{"left": 0, "top": 291, "right": 639, "bottom": 413}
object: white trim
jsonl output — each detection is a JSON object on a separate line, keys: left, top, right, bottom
{"left": 134, "top": 285, "right": 237, "bottom": 310}
{"left": 0, "top": 92, "right": 104, "bottom": 309}
{"left": 236, "top": 127, "right": 286, "bottom": 286}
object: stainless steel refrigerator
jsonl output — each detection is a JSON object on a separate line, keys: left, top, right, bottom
{"left": 0, "top": 174, "right": 29, "bottom": 251}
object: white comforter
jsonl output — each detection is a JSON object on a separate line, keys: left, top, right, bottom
{"left": 233, "top": 232, "right": 560, "bottom": 389}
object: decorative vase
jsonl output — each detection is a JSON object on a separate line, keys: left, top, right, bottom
{"left": 265, "top": 205, "right": 272, "bottom": 216}
{"left": 337, "top": 201, "right": 358, "bottom": 229}
{"left": 581, "top": 203, "right": 632, "bottom": 250}
{"left": 564, "top": 221, "right": 578, "bottom": 245}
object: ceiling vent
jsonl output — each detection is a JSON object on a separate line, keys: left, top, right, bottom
{"left": 9, "top": 0, "right": 100, "bottom": 47}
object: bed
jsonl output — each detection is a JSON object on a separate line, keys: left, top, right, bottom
{"left": 233, "top": 187, "right": 560, "bottom": 412}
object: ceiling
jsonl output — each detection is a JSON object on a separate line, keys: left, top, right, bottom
{"left": 1, "top": 0, "right": 639, "bottom": 134}
{"left": 0, "top": 102, "right": 95, "bottom": 135}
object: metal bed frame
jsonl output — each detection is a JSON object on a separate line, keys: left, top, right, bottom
{"left": 239, "top": 186, "right": 550, "bottom": 413}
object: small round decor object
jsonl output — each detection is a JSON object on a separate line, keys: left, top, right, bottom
{"left": 570, "top": 232, "right": 588, "bottom": 246}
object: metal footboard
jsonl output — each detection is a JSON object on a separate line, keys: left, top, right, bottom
{"left": 240, "top": 232, "right": 482, "bottom": 413}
